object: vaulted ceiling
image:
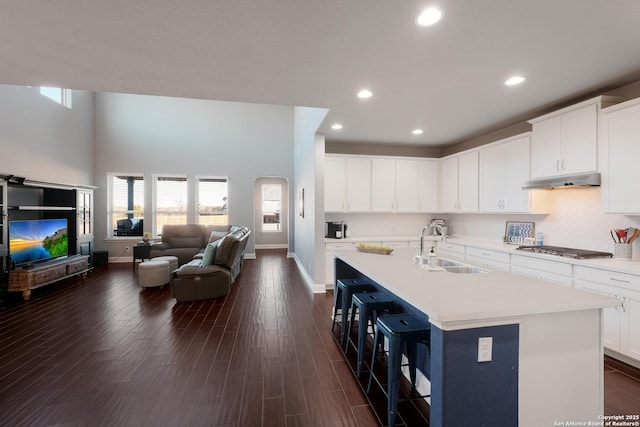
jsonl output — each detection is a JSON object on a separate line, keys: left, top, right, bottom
{"left": 2, "top": 1, "right": 640, "bottom": 146}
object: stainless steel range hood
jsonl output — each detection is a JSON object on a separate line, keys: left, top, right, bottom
{"left": 522, "top": 172, "right": 601, "bottom": 190}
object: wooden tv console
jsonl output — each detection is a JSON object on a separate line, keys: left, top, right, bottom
{"left": 8, "top": 255, "right": 90, "bottom": 300}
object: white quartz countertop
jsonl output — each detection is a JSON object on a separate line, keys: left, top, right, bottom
{"left": 333, "top": 247, "right": 620, "bottom": 329}
{"left": 325, "top": 235, "right": 424, "bottom": 243}
{"left": 444, "top": 237, "right": 640, "bottom": 276}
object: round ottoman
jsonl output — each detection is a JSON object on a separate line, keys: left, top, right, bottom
{"left": 151, "top": 256, "right": 179, "bottom": 273}
{"left": 138, "top": 260, "right": 170, "bottom": 289}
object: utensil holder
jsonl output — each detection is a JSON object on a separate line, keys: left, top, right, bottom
{"left": 614, "top": 243, "right": 632, "bottom": 260}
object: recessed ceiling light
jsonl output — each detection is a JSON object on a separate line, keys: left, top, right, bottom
{"left": 416, "top": 7, "right": 442, "bottom": 26}
{"left": 505, "top": 76, "right": 526, "bottom": 86}
{"left": 331, "top": 123, "right": 343, "bottom": 130}
{"left": 357, "top": 89, "right": 373, "bottom": 99}
{"left": 412, "top": 129, "right": 424, "bottom": 135}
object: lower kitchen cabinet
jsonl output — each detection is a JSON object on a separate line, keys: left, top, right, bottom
{"left": 510, "top": 254, "right": 573, "bottom": 286}
{"left": 325, "top": 241, "right": 356, "bottom": 285}
{"left": 436, "top": 241, "right": 465, "bottom": 261}
{"left": 575, "top": 266, "right": 640, "bottom": 365}
{"left": 465, "top": 246, "right": 510, "bottom": 271}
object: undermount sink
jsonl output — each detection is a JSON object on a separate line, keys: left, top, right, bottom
{"left": 442, "top": 265, "right": 489, "bottom": 274}
{"left": 421, "top": 257, "right": 490, "bottom": 274}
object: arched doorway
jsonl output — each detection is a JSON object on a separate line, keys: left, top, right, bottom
{"left": 254, "top": 177, "right": 289, "bottom": 250}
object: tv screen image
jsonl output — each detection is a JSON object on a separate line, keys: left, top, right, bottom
{"left": 9, "top": 219, "right": 69, "bottom": 266}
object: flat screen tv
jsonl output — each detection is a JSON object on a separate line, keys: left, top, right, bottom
{"left": 9, "top": 219, "right": 69, "bottom": 266}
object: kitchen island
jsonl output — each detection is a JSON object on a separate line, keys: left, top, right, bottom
{"left": 333, "top": 247, "right": 620, "bottom": 427}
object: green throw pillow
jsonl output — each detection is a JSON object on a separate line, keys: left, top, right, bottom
{"left": 202, "top": 241, "right": 219, "bottom": 265}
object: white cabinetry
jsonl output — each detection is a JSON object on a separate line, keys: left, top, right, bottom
{"left": 575, "top": 266, "right": 640, "bottom": 364}
{"left": 529, "top": 100, "right": 597, "bottom": 178}
{"left": 324, "top": 156, "right": 346, "bottom": 212}
{"left": 324, "top": 155, "right": 371, "bottom": 212}
{"left": 600, "top": 98, "right": 640, "bottom": 213}
{"left": 479, "top": 134, "right": 532, "bottom": 213}
{"left": 395, "top": 159, "right": 419, "bottom": 212}
{"left": 439, "top": 151, "right": 478, "bottom": 213}
{"left": 417, "top": 159, "right": 439, "bottom": 212}
{"left": 371, "top": 158, "right": 397, "bottom": 212}
{"left": 436, "top": 241, "right": 465, "bottom": 261}
{"left": 510, "top": 255, "right": 573, "bottom": 287}
{"left": 325, "top": 241, "right": 356, "bottom": 285}
{"left": 528, "top": 96, "right": 623, "bottom": 179}
{"left": 370, "top": 158, "right": 438, "bottom": 213}
{"left": 465, "top": 246, "right": 510, "bottom": 271}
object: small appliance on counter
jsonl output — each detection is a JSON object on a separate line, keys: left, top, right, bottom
{"left": 427, "top": 219, "right": 448, "bottom": 237}
{"left": 326, "top": 221, "right": 348, "bottom": 239}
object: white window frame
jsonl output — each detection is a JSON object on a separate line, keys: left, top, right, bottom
{"left": 196, "top": 176, "right": 229, "bottom": 226}
{"left": 153, "top": 174, "right": 188, "bottom": 236}
{"left": 261, "top": 183, "right": 282, "bottom": 233}
{"left": 107, "top": 173, "right": 145, "bottom": 238}
{"left": 40, "top": 87, "right": 72, "bottom": 109}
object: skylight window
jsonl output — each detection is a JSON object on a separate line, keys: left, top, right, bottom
{"left": 40, "top": 87, "right": 72, "bottom": 108}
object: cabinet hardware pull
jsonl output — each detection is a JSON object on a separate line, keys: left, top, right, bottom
{"left": 621, "top": 297, "right": 626, "bottom": 312}
{"left": 561, "top": 159, "right": 565, "bottom": 171}
{"left": 556, "top": 159, "right": 560, "bottom": 172}
{"left": 610, "top": 277, "right": 631, "bottom": 284}
{"left": 481, "top": 252, "right": 491, "bottom": 256}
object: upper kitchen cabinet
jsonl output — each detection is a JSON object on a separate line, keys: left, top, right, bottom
{"left": 324, "top": 155, "right": 371, "bottom": 212}
{"left": 439, "top": 151, "right": 478, "bottom": 213}
{"left": 371, "top": 158, "right": 400, "bottom": 212}
{"left": 371, "top": 158, "right": 438, "bottom": 213}
{"left": 417, "top": 159, "right": 439, "bottom": 213}
{"left": 600, "top": 97, "right": 640, "bottom": 213}
{"left": 528, "top": 96, "right": 624, "bottom": 179}
{"left": 479, "top": 133, "right": 545, "bottom": 213}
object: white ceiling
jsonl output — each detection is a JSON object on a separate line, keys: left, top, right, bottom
{"left": 2, "top": 1, "right": 640, "bottom": 146}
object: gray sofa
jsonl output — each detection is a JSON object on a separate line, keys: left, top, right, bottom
{"left": 149, "top": 224, "right": 230, "bottom": 266}
{"left": 168, "top": 225, "right": 251, "bottom": 302}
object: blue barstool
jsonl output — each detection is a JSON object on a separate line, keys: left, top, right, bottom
{"left": 345, "top": 291, "right": 395, "bottom": 377}
{"left": 367, "top": 313, "right": 431, "bottom": 427}
{"left": 331, "top": 278, "right": 375, "bottom": 346}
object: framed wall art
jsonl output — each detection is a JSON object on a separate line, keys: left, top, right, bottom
{"left": 504, "top": 221, "right": 535, "bottom": 244}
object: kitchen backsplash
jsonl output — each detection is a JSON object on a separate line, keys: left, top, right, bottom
{"left": 445, "top": 187, "right": 640, "bottom": 259}
{"left": 324, "top": 212, "right": 430, "bottom": 238}
{"left": 326, "top": 188, "right": 640, "bottom": 259}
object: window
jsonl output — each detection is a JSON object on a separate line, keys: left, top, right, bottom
{"left": 154, "top": 175, "right": 188, "bottom": 235}
{"left": 108, "top": 174, "right": 144, "bottom": 237}
{"left": 40, "top": 87, "right": 72, "bottom": 108}
{"left": 197, "top": 177, "right": 228, "bottom": 225}
{"left": 261, "top": 184, "right": 281, "bottom": 232}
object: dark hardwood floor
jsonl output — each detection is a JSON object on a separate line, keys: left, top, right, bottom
{"left": 0, "top": 249, "right": 638, "bottom": 426}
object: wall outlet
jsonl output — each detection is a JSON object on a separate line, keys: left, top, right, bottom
{"left": 478, "top": 337, "right": 493, "bottom": 362}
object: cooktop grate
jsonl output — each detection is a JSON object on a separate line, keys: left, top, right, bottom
{"left": 516, "top": 245, "right": 613, "bottom": 259}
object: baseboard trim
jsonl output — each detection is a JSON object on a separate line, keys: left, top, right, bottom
{"left": 244, "top": 252, "right": 256, "bottom": 260}
{"left": 254, "top": 244, "right": 288, "bottom": 250}
{"left": 291, "top": 253, "right": 325, "bottom": 293}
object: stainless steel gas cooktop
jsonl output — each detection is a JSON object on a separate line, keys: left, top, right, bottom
{"left": 516, "top": 245, "right": 613, "bottom": 259}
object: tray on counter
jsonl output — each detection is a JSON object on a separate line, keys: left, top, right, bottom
{"left": 356, "top": 246, "right": 394, "bottom": 255}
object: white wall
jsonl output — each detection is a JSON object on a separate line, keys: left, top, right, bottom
{"left": 93, "top": 92, "right": 295, "bottom": 258}
{"left": 445, "top": 188, "right": 640, "bottom": 260}
{"left": 293, "top": 107, "right": 328, "bottom": 291}
{"left": 0, "top": 85, "right": 94, "bottom": 185}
